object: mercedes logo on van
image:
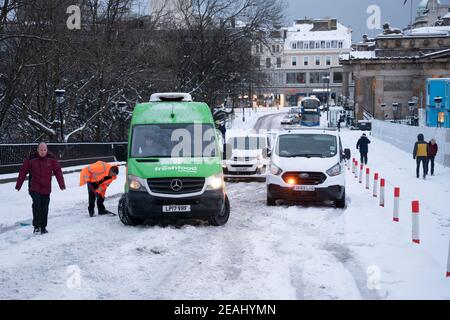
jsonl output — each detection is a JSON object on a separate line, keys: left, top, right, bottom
{"left": 300, "top": 173, "right": 310, "bottom": 179}
{"left": 170, "top": 179, "right": 183, "bottom": 192}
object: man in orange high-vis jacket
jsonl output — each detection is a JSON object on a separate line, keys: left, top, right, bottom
{"left": 80, "top": 161, "right": 119, "bottom": 217}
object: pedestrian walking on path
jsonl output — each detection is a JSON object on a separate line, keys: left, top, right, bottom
{"left": 427, "top": 139, "right": 438, "bottom": 176}
{"left": 356, "top": 133, "right": 371, "bottom": 165}
{"left": 413, "top": 133, "right": 429, "bottom": 179}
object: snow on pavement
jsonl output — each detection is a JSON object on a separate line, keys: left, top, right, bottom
{"left": 0, "top": 109, "right": 449, "bottom": 299}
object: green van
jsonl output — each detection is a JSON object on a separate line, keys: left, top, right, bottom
{"left": 115, "top": 93, "right": 230, "bottom": 226}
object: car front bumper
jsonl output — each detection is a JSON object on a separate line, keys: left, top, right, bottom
{"left": 126, "top": 189, "right": 226, "bottom": 219}
{"left": 267, "top": 184, "right": 344, "bottom": 202}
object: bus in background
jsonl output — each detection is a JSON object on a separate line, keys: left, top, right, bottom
{"left": 300, "top": 97, "right": 321, "bottom": 127}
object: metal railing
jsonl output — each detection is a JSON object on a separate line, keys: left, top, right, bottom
{"left": 0, "top": 142, "right": 127, "bottom": 174}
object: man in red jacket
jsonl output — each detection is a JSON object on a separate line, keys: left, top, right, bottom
{"left": 15, "top": 143, "right": 66, "bottom": 234}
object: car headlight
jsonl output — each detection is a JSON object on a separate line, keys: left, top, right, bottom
{"left": 206, "top": 173, "right": 224, "bottom": 190}
{"left": 326, "top": 163, "right": 342, "bottom": 177}
{"left": 128, "top": 175, "right": 147, "bottom": 191}
{"left": 270, "top": 164, "right": 282, "bottom": 176}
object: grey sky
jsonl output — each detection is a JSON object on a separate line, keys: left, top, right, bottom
{"left": 285, "top": 0, "right": 450, "bottom": 42}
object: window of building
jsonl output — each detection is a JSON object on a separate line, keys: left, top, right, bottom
{"left": 326, "top": 56, "right": 332, "bottom": 66}
{"left": 266, "top": 58, "right": 271, "bottom": 68}
{"left": 326, "top": 41, "right": 331, "bottom": 48}
{"left": 315, "top": 56, "right": 321, "bottom": 66}
{"left": 260, "top": 45, "right": 264, "bottom": 53}
{"left": 298, "top": 41, "right": 303, "bottom": 49}
{"left": 292, "top": 42, "right": 297, "bottom": 49}
{"left": 291, "top": 56, "right": 297, "bottom": 66}
{"left": 333, "top": 72, "right": 343, "bottom": 83}
{"left": 286, "top": 72, "right": 306, "bottom": 84}
{"left": 277, "top": 57, "right": 282, "bottom": 68}
{"left": 309, "top": 41, "right": 315, "bottom": 49}
{"left": 276, "top": 45, "right": 280, "bottom": 52}
{"left": 255, "top": 45, "right": 259, "bottom": 54}
{"left": 254, "top": 57, "right": 260, "bottom": 68}
{"left": 304, "top": 56, "right": 309, "bottom": 66}
{"left": 315, "top": 42, "right": 320, "bottom": 49}
{"left": 331, "top": 41, "right": 337, "bottom": 48}
{"left": 304, "top": 42, "right": 309, "bottom": 49}
{"left": 272, "top": 45, "right": 276, "bottom": 52}
{"left": 338, "top": 41, "right": 343, "bottom": 48}
{"left": 310, "top": 72, "right": 329, "bottom": 84}
{"left": 321, "top": 41, "right": 326, "bottom": 48}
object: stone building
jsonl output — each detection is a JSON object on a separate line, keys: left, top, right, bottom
{"left": 340, "top": 24, "right": 450, "bottom": 120}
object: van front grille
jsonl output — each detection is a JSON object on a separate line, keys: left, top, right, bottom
{"left": 147, "top": 178, "right": 205, "bottom": 195}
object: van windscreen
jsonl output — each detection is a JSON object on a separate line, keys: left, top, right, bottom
{"left": 131, "top": 124, "right": 218, "bottom": 158}
{"left": 276, "top": 134, "right": 337, "bottom": 158}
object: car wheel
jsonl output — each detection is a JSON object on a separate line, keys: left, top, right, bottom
{"left": 267, "top": 194, "right": 277, "bottom": 206}
{"left": 335, "top": 190, "right": 346, "bottom": 209}
{"left": 118, "top": 195, "right": 144, "bottom": 226}
{"left": 209, "top": 195, "right": 230, "bottom": 226}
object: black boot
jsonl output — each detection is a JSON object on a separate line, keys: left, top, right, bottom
{"left": 41, "top": 228, "right": 48, "bottom": 234}
{"left": 33, "top": 227, "right": 40, "bottom": 234}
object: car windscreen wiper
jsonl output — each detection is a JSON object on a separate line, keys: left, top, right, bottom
{"left": 287, "top": 153, "right": 324, "bottom": 158}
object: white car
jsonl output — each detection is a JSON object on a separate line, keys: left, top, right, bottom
{"left": 266, "top": 128, "right": 351, "bottom": 208}
{"left": 223, "top": 134, "right": 270, "bottom": 181}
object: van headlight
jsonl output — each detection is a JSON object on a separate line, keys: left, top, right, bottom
{"left": 206, "top": 173, "right": 224, "bottom": 190}
{"left": 326, "top": 163, "right": 342, "bottom": 177}
{"left": 270, "top": 164, "right": 282, "bottom": 176}
{"left": 128, "top": 175, "right": 147, "bottom": 191}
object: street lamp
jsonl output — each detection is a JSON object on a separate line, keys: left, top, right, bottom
{"left": 238, "top": 95, "right": 244, "bottom": 122}
{"left": 55, "top": 89, "right": 65, "bottom": 142}
{"left": 117, "top": 102, "right": 128, "bottom": 140}
{"left": 392, "top": 102, "right": 399, "bottom": 121}
{"left": 434, "top": 96, "right": 443, "bottom": 127}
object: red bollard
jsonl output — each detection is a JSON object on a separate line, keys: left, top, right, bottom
{"left": 412, "top": 201, "right": 420, "bottom": 244}
{"left": 351, "top": 158, "right": 356, "bottom": 174}
{"left": 379, "top": 178, "right": 385, "bottom": 207}
{"left": 365, "top": 168, "right": 370, "bottom": 190}
{"left": 354, "top": 161, "right": 359, "bottom": 178}
{"left": 373, "top": 173, "right": 379, "bottom": 198}
{"left": 359, "top": 164, "right": 363, "bottom": 183}
{"left": 446, "top": 238, "right": 450, "bottom": 277}
{"left": 393, "top": 187, "right": 400, "bottom": 222}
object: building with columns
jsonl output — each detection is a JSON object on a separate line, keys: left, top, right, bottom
{"left": 340, "top": 2, "right": 450, "bottom": 121}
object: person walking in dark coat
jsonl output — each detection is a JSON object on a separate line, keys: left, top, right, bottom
{"left": 356, "top": 133, "right": 371, "bottom": 165}
{"left": 427, "top": 139, "right": 438, "bottom": 176}
{"left": 15, "top": 143, "right": 66, "bottom": 234}
{"left": 413, "top": 134, "right": 429, "bottom": 179}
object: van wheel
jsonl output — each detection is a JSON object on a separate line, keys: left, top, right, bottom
{"left": 335, "top": 190, "right": 346, "bottom": 209}
{"left": 267, "top": 195, "right": 276, "bottom": 206}
{"left": 209, "top": 195, "right": 230, "bottom": 226}
{"left": 118, "top": 195, "right": 143, "bottom": 226}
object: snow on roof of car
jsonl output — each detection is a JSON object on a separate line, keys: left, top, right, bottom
{"left": 280, "top": 127, "right": 340, "bottom": 136}
{"left": 149, "top": 92, "right": 193, "bottom": 102}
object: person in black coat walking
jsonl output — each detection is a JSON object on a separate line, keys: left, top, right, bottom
{"left": 356, "top": 133, "right": 371, "bottom": 165}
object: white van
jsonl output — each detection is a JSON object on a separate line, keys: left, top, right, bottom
{"left": 266, "top": 128, "right": 351, "bottom": 208}
{"left": 223, "top": 133, "right": 270, "bottom": 180}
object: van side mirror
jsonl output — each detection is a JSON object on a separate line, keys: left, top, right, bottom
{"left": 344, "top": 148, "right": 351, "bottom": 160}
{"left": 262, "top": 148, "right": 271, "bottom": 158}
{"left": 114, "top": 145, "right": 127, "bottom": 162}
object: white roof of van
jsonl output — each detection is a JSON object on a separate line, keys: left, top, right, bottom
{"left": 149, "top": 92, "right": 193, "bottom": 102}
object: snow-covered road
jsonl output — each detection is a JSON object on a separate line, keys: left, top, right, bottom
{"left": 0, "top": 110, "right": 449, "bottom": 300}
